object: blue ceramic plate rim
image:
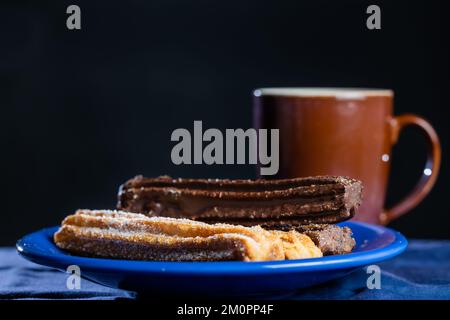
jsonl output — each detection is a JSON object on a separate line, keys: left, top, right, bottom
{"left": 17, "top": 221, "right": 407, "bottom": 275}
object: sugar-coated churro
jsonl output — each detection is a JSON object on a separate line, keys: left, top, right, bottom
{"left": 54, "top": 210, "right": 323, "bottom": 262}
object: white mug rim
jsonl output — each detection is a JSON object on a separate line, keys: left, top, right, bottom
{"left": 253, "top": 87, "right": 393, "bottom": 98}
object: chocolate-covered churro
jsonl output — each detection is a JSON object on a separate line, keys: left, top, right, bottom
{"left": 117, "top": 175, "right": 362, "bottom": 227}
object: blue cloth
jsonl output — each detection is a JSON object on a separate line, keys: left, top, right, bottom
{"left": 293, "top": 240, "right": 450, "bottom": 300}
{"left": 0, "top": 248, "right": 136, "bottom": 300}
{"left": 1, "top": 240, "right": 449, "bottom": 300}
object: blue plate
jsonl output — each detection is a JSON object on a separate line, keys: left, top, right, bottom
{"left": 16, "top": 222, "right": 407, "bottom": 298}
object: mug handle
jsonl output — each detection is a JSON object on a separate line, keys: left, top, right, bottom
{"left": 380, "top": 114, "right": 441, "bottom": 224}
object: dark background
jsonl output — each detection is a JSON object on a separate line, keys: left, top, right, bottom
{"left": 0, "top": 0, "right": 448, "bottom": 245}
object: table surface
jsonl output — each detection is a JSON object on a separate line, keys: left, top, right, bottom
{"left": 1, "top": 240, "right": 450, "bottom": 300}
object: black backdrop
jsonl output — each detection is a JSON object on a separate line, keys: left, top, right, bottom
{"left": 0, "top": 0, "right": 448, "bottom": 245}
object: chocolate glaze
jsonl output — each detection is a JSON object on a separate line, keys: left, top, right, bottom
{"left": 117, "top": 175, "right": 362, "bottom": 226}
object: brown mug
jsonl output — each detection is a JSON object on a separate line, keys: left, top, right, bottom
{"left": 253, "top": 88, "right": 441, "bottom": 224}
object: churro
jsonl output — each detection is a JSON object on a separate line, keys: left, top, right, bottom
{"left": 54, "top": 210, "right": 322, "bottom": 261}
{"left": 117, "top": 175, "right": 362, "bottom": 227}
